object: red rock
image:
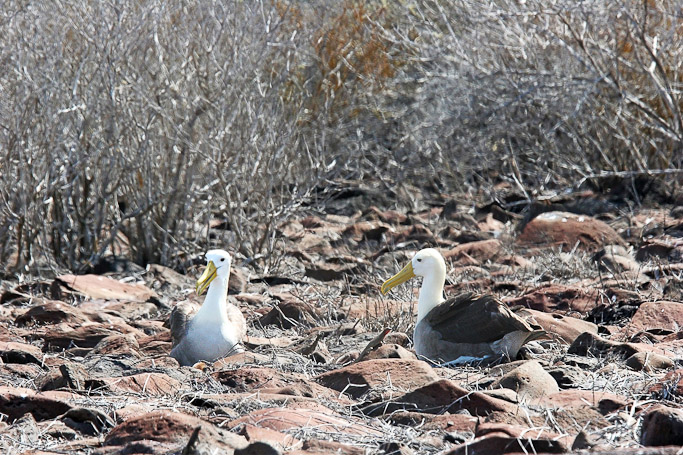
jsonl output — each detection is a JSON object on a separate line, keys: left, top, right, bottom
{"left": 293, "top": 439, "right": 366, "bottom": 455}
{"left": 0, "top": 363, "right": 43, "bottom": 379}
{"left": 79, "top": 300, "right": 160, "bottom": 322}
{"left": 0, "top": 341, "right": 43, "bottom": 364}
{"left": 517, "top": 309, "right": 598, "bottom": 344}
{"left": 212, "top": 367, "right": 335, "bottom": 399}
{"left": 41, "top": 322, "right": 143, "bottom": 351}
{"left": 104, "top": 410, "right": 248, "bottom": 452}
{"left": 517, "top": 211, "right": 624, "bottom": 252}
{"left": 259, "top": 299, "right": 320, "bottom": 329}
{"left": 535, "top": 389, "right": 629, "bottom": 414}
{"left": 55, "top": 274, "right": 158, "bottom": 302}
{"left": 629, "top": 301, "right": 683, "bottom": 333}
{"left": 15, "top": 300, "right": 91, "bottom": 326}
{"left": 87, "top": 334, "right": 142, "bottom": 358}
{"left": 315, "top": 359, "right": 439, "bottom": 399}
{"left": 362, "top": 344, "right": 416, "bottom": 360}
{"left": 505, "top": 283, "right": 600, "bottom": 314}
{"left": 636, "top": 237, "right": 683, "bottom": 262}
{"left": 641, "top": 405, "right": 683, "bottom": 446}
{"left": 491, "top": 361, "right": 559, "bottom": 401}
{"left": 305, "top": 261, "right": 359, "bottom": 281}
{"left": 649, "top": 369, "right": 683, "bottom": 397}
{"left": 99, "top": 373, "right": 182, "bottom": 396}
{"left": 389, "top": 411, "right": 477, "bottom": 433}
{"left": 626, "top": 352, "right": 674, "bottom": 372}
{"left": 370, "top": 379, "right": 518, "bottom": 416}
{"left": 390, "top": 224, "right": 436, "bottom": 245}
{"left": 236, "top": 423, "right": 302, "bottom": 451}
{"left": 227, "top": 406, "right": 383, "bottom": 437}
{"left": 0, "top": 386, "right": 73, "bottom": 422}
{"left": 443, "top": 239, "right": 502, "bottom": 264}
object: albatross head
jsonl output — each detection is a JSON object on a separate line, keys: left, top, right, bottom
{"left": 381, "top": 248, "right": 447, "bottom": 321}
{"left": 196, "top": 249, "right": 232, "bottom": 295}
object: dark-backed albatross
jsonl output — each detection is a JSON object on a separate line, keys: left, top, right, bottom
{"left": 169, "top": 249, "right": 247, "bottom": 366}
{"left": 381, "top": 248, "right": 544, "bottom": 365}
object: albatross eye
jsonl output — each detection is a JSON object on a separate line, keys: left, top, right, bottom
{"left": 220, "top": 258, "right": 225, "bottom": 262}
{"left": 416, "top": 258, "right": 422, "bottom": 262}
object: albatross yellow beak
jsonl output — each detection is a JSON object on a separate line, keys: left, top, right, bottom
{"left": 196, "top": 261, "right": 218, "bottom": 295}
{"left": 381, "top": 262, "right": 415, "bottom": 295}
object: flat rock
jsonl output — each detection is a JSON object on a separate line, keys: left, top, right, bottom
{"left": 506, "top": 284, "right": 600, "bottom": 314}
{"left": 41, "top": 323, "right": 141, "bottom": 351}
{"left": 55, "top": 274, "right": 158, "bottom": 302}
{"left": 15, "top": 300, "right": 91, "bottom": 326}
{"left": 641, "top": 405, "right": 683, "bottom": 446}
{"left": 212, "top": 367, "right": 338, "bottom": 400}
{"left": 0, "top": 341, "right": 43, "bottom": 364}
{"left": 626, "top": 351, "right": 674, "bottom": 372}
{"left": 491, "top": 360, "right": 559, "bottom": 401}
{"left": 517, "top": 211, "right": 624, "bottom": 252}
{"left": 362, "top": 344, "right": 416, "bottom": 360}
{"left": 104, "top": 410, "right": 248, "bottom": 452}
{"left": 649, "top": 369, "right": 683, "bottom": 397}
{"left": 227, "top": 406, "right": 383, "bottom": 438}
{"left": 628, "top": 301, "right": 683, "bottom": 333}
{"left": 517, "top": 308, "right": 598, "bottom": 344}
{"left": 367, "top": 379, "right": 518, "bottom": 416}
{"left": 443, "top": 239, "right": 502, "bottom": 264}
{"left": 259, "top": 299, "right": 320, "bottom": 329}
{"left": 97, "top": 373, "right": 182, "bottom": 396}
{"left": 315, "top": 359, "right": 439, "bottom": 399}
{"left": 86, "top": 334, "right": 142, "bottom": 359}
{"left": 0, "top": 386, "right": 74, "bottom": 422}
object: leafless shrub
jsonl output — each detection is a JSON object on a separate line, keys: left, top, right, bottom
{"left": 1, "top": 0, "right": 680, "bottom": 273}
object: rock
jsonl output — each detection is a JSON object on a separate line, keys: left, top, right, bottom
{"left": 506, "top": 284, "right": 600, "bottom": 314}
{"left": 315, "top": 359, "right": 439, "bottom": 399}
{"left": 38, "top": 363, "right": 90, "bottom": 391}
{"left": 15, "top": 300, "right": 91, "bottom": 326}
{"left": 490, "top": 361, "right": 559, "bottom": 401}
{"left": 366, "top": 379, "right": 518, "bottom": 417}
{"left": 0, "top": 386, "right": 73, "bottom": 422}
{"left": 628, "top": 301, "right": 683, "bottom": 333}
{"left": 649, "top": 369, "right": 683, "bottom": 398}
{"left": 626, "top": 352, "right": 674, "bottom": 372}
{"left": 259, "top": 299, "right": 320, "bottom": 329}
{"left": 567, "top": 331, "right": 640, "bottom": 359}
{"left": 104, "top": 410, "right": 248, "bottom": 452}
{"left": 227, "top": 405, "right": 383, "bottom": 438}
{"left": 389, "top": 411, "right": 477, "bottom": 433}
{"left": 446, "top": 422, "right": 569, "bottom": 454}
{"left": 516, "top": 308, "right": 598, "bottom": 344}
{"left": 546, "top": 365, "right": 589, "bottom": 388}
{"left": 443, "top": 239, "right": 502, "bottom": 264}
{"left": 98, "top": 373, "right": 182, "bottom": 396}
{"left": 636, "top": 237, "right": 683, "bottom": 262}
{"left": 60, "top": 407, "right": 114, "bottom": 435}
{"left": 0, "top": 341, "right": 43, "bottom": 365}
{"left": 362, "top": 344, "right": 416, "bottom": 361}
{"left": 641, "top": 405, "right": 683, "bottom": 446}
{"left": 41, "top": 322, "right": 142, "bottom": 351}
{"left": 212, "top": 367, "right": 336, "bottom": 399}
{"left": 517, "top": 211, "right": 624, "bottom": 252}
{"left": 305, "top": 261, "right": 359, "bottom": 281}
{"left": 54, "top": 274, "right": 158, "bottom": 302}
{"left": 296, "top": 439, "right": 366, "bottom": 455}
{"left": 144, "top": 263, "right": 194, "bottom": 295}
{"left": 235, "top": 423, "right": 302, "bottom": 452}
{"left": 86, "top": 334, "right": 142, "bottom": 359}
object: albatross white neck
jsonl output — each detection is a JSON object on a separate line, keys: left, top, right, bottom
{"left": 195, "top": 274, "right": 229, "bottom": 323}
{"left": 416, "top": 264, "right": 446, "bottom": 323}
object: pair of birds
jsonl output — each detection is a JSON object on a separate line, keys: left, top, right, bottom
{"left": 170, "top": 248, "right": 543, "bottom": 366}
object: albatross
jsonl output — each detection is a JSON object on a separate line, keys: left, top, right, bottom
{"left": 381, "top": 248, "right": 544, "bottom": 365}
{"left": 169, "top": 249, "right": 247, "bottom": 366}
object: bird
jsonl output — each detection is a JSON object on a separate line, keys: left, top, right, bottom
{"left": 381, "top": 248, "right": 544, "bottom": 365}
{"left": 169, "top": 249, "right": 247, "bottom": 366}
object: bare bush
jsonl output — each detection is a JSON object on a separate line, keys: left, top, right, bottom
{"left": 1, "top": 0, "right": 680, "bottom": 274}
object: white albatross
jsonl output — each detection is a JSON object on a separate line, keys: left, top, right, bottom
{"left": 169, "top": 249, "right": 247, "bottom": 366}
{"left": 381, "top": 248, "right": 544, "bottom": 365}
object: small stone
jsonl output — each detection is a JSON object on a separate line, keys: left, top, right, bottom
{"left": 625, "top": 352, "right": 674, "bottom": 372}
{"left": 641, "top": 405, "right": 683, "bottom": 446}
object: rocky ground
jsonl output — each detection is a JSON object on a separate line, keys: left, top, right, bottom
{"left": 1, "top": 182, "right": 683, "bottom": 454}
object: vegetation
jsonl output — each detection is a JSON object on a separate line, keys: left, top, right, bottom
{"left": 1, "top": 0, "right": 681, "bottom": 274}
